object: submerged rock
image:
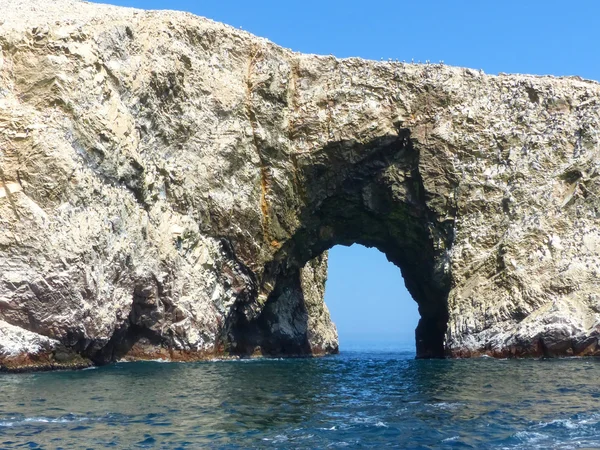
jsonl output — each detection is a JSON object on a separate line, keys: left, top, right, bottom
{"left": 1, "top": 0, "right": 599, "bottom": 370}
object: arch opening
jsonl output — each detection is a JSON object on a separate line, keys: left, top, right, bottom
{"left": 225, "top": 131, "right": 454, "bottom": 358}
{"left": 324, "top": 244, "right": 419, "bottom": 351}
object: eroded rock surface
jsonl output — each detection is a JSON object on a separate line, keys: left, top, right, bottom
{"left": 1, "top": 0, "right": 600, "bottom": 370}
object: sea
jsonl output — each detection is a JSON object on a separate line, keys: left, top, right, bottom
{"left": 1, "top": 347, "right": 600, "bottom": 449}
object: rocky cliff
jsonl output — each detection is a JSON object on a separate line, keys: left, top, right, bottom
{"left": 1, "top": 0, "right": 600, "bottom": 370}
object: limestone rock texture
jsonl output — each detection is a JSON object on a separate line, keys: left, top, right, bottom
{"left": 1, "top": 0, "right": 600, "bottom": 370}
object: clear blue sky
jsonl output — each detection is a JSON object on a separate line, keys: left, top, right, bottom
{"left": 93, "top": 0, "right": 600, "bottom": 349}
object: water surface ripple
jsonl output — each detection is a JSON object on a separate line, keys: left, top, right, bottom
{"left": 1, "top": 351, "right": 599, "bottom": 448}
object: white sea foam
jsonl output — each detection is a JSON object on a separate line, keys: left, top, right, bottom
{"left": 209, "top": 357, "right": 286, "bottom": 363}
{"left": 0, "top": 415, "right": 91, "bottom": 426}
{"left": 427, "top": 402, "right": 463, "bottom": 410}
{"left": 442, "top": 435, "right": 460, "bottom": 442}
{"left": 578, "top": 414, "right": 600, "bottom": 425}
{"left": 506, "top": 414, "right": 600, "bottom": 449}
{"left": 350, "top": 416, "right": 388, "bottom": 428}
{"left": 537, "top": 418, "right": 583, "bottom": 430}
{"left": 23, "top": 417, "right": 50, "bottom": 423}
{"left": 514, "top": 431, "right": 548, "bottom": 443}
{"left": 116, "top": 358, "right": 171, "bottom": 363}
{"left": 25, "top": 416, "right": 89, "bottom": 424}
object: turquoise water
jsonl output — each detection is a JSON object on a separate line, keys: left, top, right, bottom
{"left": 1, "top": 350, "right": 600, "bottom": 449}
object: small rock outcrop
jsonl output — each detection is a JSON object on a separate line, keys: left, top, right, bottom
{"left": 1, "top": 0, "right": 600, "bottom": 370}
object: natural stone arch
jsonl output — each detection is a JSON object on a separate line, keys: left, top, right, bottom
{"left": 225, "top": 132, "right": 454, "bottom": 358}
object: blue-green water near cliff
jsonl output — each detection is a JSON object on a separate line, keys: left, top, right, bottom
{"left": 1, "top": 350, "right": 600, "bottom": 449}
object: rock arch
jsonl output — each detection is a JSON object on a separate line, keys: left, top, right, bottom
{"left": 1, "top": 0, "right": 600, "bottom": 370}
{"left": 226, "top": 132, "right": 453, "bottom": 358}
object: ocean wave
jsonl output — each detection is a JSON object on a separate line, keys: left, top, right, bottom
{"left": 442, "top": 435, "right": 460, "bottom": 442}
{"left": 350, "top": 416, "right": 389, "bottom": 428}
{"left": 535, "top": 413, "right": 600, "bottom": 431}
{"left": 514, "top": 431, "right": 549, "bottom": 443}
{"left": 498, "top": 413, "right": 600, "bottom": 449}
{"left": 426, "top": 402, "right": 464, "bottom": 410}
{"left": 0, "top": 415, "right": 91, "bottom": 426}
{"left": 208, "top": 357, "right": 287, "bottom": 363}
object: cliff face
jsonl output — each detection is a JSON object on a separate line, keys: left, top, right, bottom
{"left": 1, "top": 0, "right": 600, "bottom": 370}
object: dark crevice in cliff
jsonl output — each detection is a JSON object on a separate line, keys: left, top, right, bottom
{"left": 88, "top": 324, "right": 165, "bottom": 365}
{"left": 225, "top": 267, "right": 312, "bottom": 357}
{"left": 245, "top": 44, "right": 272, "bottom": 243}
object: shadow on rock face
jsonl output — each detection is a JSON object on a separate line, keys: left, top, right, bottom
{"left": 223, "top": 131, "right": 453, "bottom": 359}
